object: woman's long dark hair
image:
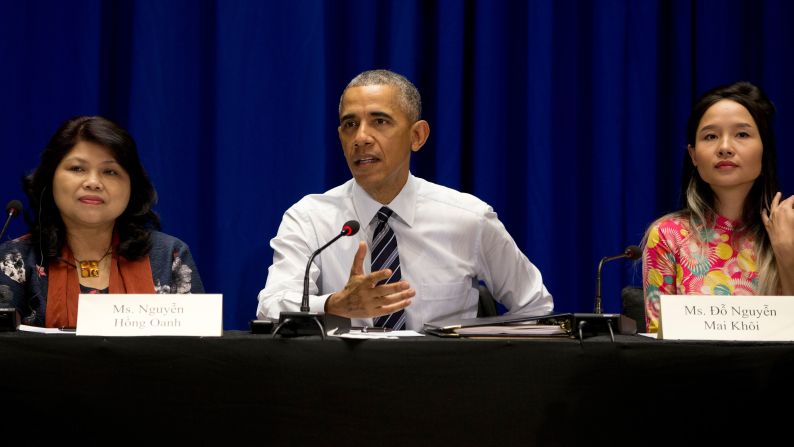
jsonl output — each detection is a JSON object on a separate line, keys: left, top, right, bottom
{"left": 680, "top": 81, "right": 779, "bottom": 229}
{"left": 670, "top": 82, "right": 780, "bottom": 293}
{"left": 23, "top": 116, "right": 161, "bottom": 261}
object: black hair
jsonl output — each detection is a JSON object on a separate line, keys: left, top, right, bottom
{"left": 680, "top": 81, "right": 778, "bottom": 227}
{"left": 23, "top": 116, "right": 161, "bottom": 260}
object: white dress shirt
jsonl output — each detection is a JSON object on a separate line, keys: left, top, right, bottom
{"left": 257, "top": 174, "right": 553, "bottom": 330}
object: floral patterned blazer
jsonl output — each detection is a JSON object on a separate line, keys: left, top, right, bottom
{"left": 0, "top": 231, "right": 204, "bottom": 326}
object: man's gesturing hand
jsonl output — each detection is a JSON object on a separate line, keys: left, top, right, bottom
{"left": 325, "top": 241, "right": 414, "bottom": 318}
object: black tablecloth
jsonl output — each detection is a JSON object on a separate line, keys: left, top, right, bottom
{"left": 2, "top": 331, "right": 792, "bottom": 445}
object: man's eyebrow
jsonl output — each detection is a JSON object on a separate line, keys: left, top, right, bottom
{"left": 369, "top": 111, "right": 394, "bottom": 119}
{"left": 340, "top": 111, "right": 395, "bottom": 122}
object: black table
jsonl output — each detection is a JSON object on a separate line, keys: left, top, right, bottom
{"left": 2, "top": 331, "right": 792, "bottom": 445}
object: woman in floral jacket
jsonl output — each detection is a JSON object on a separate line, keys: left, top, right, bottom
{"left": 0, "top": 116, "right": 203, "bottom": 328}
{"left": 642, "top": 82, "right": 794, "bottom": 333}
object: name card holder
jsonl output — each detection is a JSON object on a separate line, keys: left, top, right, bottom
{"left": 76, "top": 294, "right": 223, "bottom": 337}
{"left": 659, "top": 295, "right": 794, "bottom": 341}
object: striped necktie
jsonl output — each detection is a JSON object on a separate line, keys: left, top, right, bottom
{"left": 371, "top": 207, "right": 406, "bottom": 330}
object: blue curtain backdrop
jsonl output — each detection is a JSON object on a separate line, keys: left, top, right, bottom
{"left": 1, "top": 0, "right": 792, "bottom": 329}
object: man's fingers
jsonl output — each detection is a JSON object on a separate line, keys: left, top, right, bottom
{"left": 349, "top": 241, "right": 368, "bottom": 276}
{"left": 373, "top": 295, "right": 414, "bottom": 316}
{"left": 372, "top": 280, "right": 411, "bottom": 296}
{"left": 374, "top": 302, "right": 411, "bottom": 317}
{"left": 330, "top": 279, "right": 414, "bottom": 318}
{"left": 371, "top": 268, "right": 393, "bottom": 282}
{"left": 355, "top": 281, "right": 413, "bottom": 303}
{"left": 350, "top": 278, "right": 409, "bottom": 300}
{"left": 372, "top": 287, "right": 415, "bottom": 305}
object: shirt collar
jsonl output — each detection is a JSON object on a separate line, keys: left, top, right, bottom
{"left": 352, "top": 173, "right": 417, "bottom": 228}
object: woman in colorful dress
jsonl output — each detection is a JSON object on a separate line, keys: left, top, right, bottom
{"left": 0, "top": 116, "right": 204, "bottom": 328}
{"left": 642, "top": 82, "right": 794, "bottom": 332}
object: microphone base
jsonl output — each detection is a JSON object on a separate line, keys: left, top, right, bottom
{"left": 273, "top": 311, "right": 327, "bottom": 338}
{"left": 249, "top": 320, "right": 275, "bottom": 334}
{"left": 0, "top": 307, "right": 17, "bottom": 332}
{"left": 572, "top": 313, "right": 637, "bottom": 340}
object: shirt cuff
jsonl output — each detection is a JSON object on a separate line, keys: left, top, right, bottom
{"left": 310, "top": 293, "right": 333, "bottom": 314}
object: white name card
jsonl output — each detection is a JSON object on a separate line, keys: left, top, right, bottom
{"left": 659, "top": 295, "right": 794, "bottom": 341}
{"left": 76, "top": 294, "right": 223, "bottom": 337}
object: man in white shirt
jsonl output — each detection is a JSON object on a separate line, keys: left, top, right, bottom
{"left": 257, "top": 69, "right": 552, "bottom": 330}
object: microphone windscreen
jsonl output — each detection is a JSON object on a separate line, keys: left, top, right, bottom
{"left": 624, "top": 245, "right": 642, "bottom": 260}
{"left": 342, "top": 220, "right": 360, "bottom": 236}
{"left": 5, "top": 200, "right": 22, "bottom": 215}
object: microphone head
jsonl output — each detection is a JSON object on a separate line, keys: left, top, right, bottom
{"left": 6, "top": 200, "right": 22, "bottom": 217}
{"left": 341, "top": 220, "right": 360, "bottom": 236}
{"left": 624, "top": 245, "right": 642, "bottom": 260}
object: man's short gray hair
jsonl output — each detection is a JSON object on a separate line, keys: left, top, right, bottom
{"left": 339, "top": 69, "right": 422, "bottom": 122}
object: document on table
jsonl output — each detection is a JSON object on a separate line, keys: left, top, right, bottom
{"left": 423, "top": 312, "right": 574, "bottom": 337}
{"left": 454, "top": 323, "right": 568, "bottom": 336}
{"left": 329, "top": 328, "right": 425, "bottom": 339}
{"left": 18, "top": 325, "right": 77, "bottom": 335}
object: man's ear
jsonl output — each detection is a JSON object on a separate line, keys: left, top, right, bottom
{"left": 411, "top": 120, "right": 430, "bottom": 152}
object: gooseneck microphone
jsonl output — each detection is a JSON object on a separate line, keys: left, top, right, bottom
{"left": 0, "top": 200, "right": 23, "bottom": 241}
{"left": 594, "top": 245, "right": 641, "bottom": 314}
{"left": 301, "top": 220, "right": 360, "bottom": 311}
{"left": 572, "top": 244, "right": 642, "bottom": 342}
{"left": 273, "top": 220, "right": 360, "bottom": 338}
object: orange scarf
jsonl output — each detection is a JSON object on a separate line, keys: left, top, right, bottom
{"left": 45, "top": 244, "right": 155, "bottom": 328}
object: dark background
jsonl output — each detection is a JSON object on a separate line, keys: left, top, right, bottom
{"left": 1, "top": 0, "right": 791, "bottom": 329}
